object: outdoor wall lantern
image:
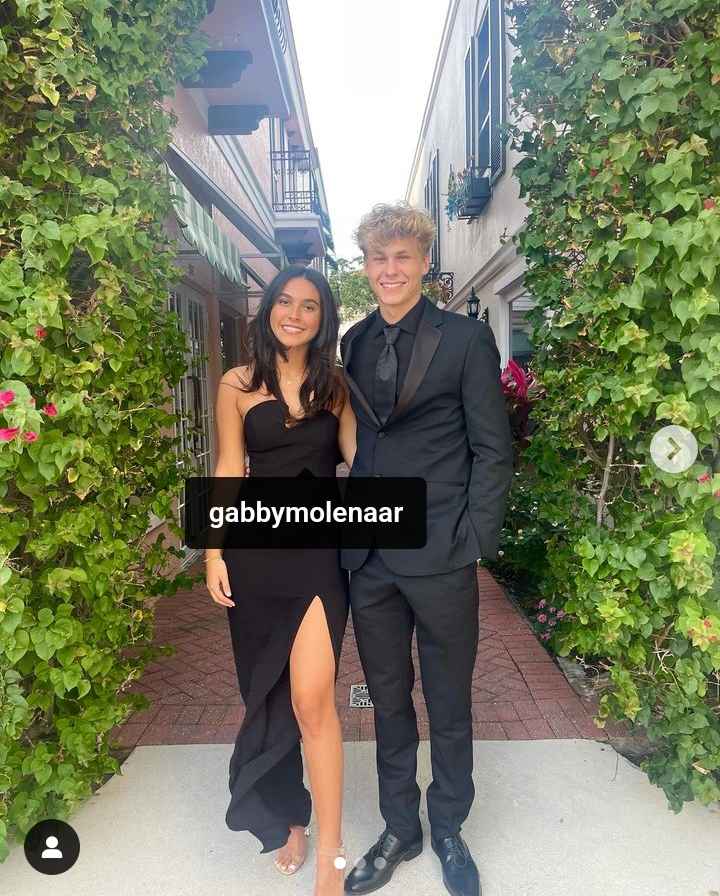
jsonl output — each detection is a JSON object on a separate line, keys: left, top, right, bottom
{"left": 466, "top": 286, "right": 480, "bottom": 319}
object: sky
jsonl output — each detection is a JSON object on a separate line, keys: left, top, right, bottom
{"left": 287, "top": 0, "right": 450, "bottom": 261}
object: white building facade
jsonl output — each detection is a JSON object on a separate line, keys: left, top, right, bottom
{"left": 145, "top": 0, "right": 335, "bottom": 568}
{"left": 406, "top": 0, "right": 535, "bottom": 369}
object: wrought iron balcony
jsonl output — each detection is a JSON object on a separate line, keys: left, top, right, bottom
{"left": 423, "top": 269, "right": 455, "bottom": 304}
{"left": 271, "top": 149, "right": 321, "bottom": 214}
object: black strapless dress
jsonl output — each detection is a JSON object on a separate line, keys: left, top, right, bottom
{"left": 223, "top": 399, "right": 349, "bottom": 853}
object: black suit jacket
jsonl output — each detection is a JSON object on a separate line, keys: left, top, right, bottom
{"left": 340, "top": 296, "right": 514, "bottom": 576}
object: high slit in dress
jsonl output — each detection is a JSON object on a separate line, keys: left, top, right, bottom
{"left": 223, "top": 399, "right": 349, "bottom": 853}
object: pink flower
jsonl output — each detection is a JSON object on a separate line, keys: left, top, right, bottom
{"left": 549, "top": 618, "right": 557, "bottom": 626}
{"left": 549, "top": 606, "right": 557, "bottom": 613}
{"left": 35, "top": 326, "right": 47, "bottom": 340}
{"left": 697, "top": 472, "right": 711, "bottom": 483}
{"left": 557, "top": 610, "right": 566, "bottom": 619}
{"left": 0, "top": 427, "right": 20, "bottom": 441}
{"left": 540, "top": 632, "right": 551, "bottom": 640}
{"left": 501, "top": 359, "right": 531, "bottom": 401}
{"left": 703, "top": 619, "right": 712, "bottom": 628}
{"left": 537, "top": 599, "right": 547, "bottom": 609}
{"left": 0, "top": 389, "right": 15, "bottom": 408}
{"left": 714, "top": 490, "right": 720, "bottom": 499}
{"left": 537, "top": 613, "right": 548, "bottom": 623}
{"left": 42, "top": 403, "right": 57, "bottom": 417}
{"left": 22, "top": 431, "right": 38, "bottom": 442}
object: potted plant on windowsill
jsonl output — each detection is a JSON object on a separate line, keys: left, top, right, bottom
{"left": 446, "top": 162, "right": 491, "bottom": 222}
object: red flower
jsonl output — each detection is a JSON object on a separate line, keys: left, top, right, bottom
{"left": 35, "top": 326, "right": 47, "bottom": 340}
{"left": 42, "top": 403, "right": 58, "bottom": 417}
{"left": 697, "top": 472, "right": 711, "bottom": 483}
{"left": 703, "top": 198, "right": 716, "bottom": 211}
{"left": 22, "top": 431, "right": 38, "bottom": 442}
{"left": 0, "top": 389, "right": 15, "bottom": 409}
{"left": 590, "top": 169, "right": 599, "bottom": 177}
{"left": 502, "top": 359, "right": 530, "bottom": 401}
{"left": 0, "top": 427, "right": 20, "bottom": 441}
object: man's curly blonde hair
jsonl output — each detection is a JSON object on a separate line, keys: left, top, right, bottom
{"left": 354, "top": 202, "right": 436, "bottom": 257}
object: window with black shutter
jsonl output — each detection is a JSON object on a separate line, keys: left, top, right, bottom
{"left": 464, "top": 0, "right": 506, "bottom": 184}
{"left": 424, "top": 150, "right": 441, "bottom": 273}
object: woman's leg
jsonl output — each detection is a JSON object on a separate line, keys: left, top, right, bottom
{"left": 290, "top": 595, "right": 344, "bottom": 893}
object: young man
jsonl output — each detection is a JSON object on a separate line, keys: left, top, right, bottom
{"left": 340, "top": 203, "right": 514, "bottom": 896}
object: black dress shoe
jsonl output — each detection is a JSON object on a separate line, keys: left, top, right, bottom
{"left": 344, "top": 828, "right": 423, "bottom": 894}
{"left": 431, "top": 834, "right": 481, "bottom": 896}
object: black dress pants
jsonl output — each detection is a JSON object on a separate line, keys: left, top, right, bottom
{"left": 349, "top": 550, "right": 479, "bottom": 843}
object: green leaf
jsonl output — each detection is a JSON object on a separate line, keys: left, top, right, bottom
{"left": 21, "top": 226, "right": 37, "bottom": 248}
{"left": 38, "top": 81, "right": 60, "bottom": 107}
{"left": 636, "top": 242, "right": 659, "bottom": 273}
{"left": 700, "top": 256, "right": 716, "bottom": 283}
{"left": 623, "top": 217, "right": 652, "bottom": 241}
{"left": 11, "top": 347, "right": 32, "bottom": 375}
{"left": 599, "top": 59, "right": 624, "bottom": 80}
{"left": 37, "top": 608, "right": 53, "bottom": 627}
{"left": 617, "top": 281, "right": 644, "bottom": 309}
{"left": 39, "top": 220, "right": 61, "bottom": 241}
{"left": 637, "top": 95, "right": 660, "bottom": 122}
{"left": 618, "top": 77, "right": 641, "bottom": 103}
{"left": 626, "top": 547, "right": 646, "bottom": 568}
{"left": 91, "top": 179, "right": 119, "bottom": 201}
{"left": 73, "top": 214, "right": 101, "bottom": 239}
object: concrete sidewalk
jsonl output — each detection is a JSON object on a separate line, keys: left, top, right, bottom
{"left": 2, "top": 739, "right": 718, "bottom": 896}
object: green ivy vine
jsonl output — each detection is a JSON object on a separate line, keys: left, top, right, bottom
{"left": 507, "top": 0, "right": 720, "bottom": 811}
{"left": 0, "top": 0, "right": 210, "bottom": 859}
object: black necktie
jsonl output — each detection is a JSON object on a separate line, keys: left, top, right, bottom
{"left": 375, "top": 325, "right": 400, "bottom": 425}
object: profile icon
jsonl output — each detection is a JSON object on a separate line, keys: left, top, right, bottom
{"left": 24, "top": 819, "right": 79, "bottom": 874}
{"left": 41, "top": 835, "right": 63, "bottom": 859}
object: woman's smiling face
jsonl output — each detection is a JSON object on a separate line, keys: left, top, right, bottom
{"left": 269, "top": 276, "right": 322, "bottom": 349}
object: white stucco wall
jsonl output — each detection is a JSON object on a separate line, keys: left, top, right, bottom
{"left": 406, "top": 0, "right": 531, "bottom": 366}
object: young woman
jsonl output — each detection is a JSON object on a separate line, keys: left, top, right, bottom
{"left": 205, "top": 265, "right": 356, "bottom": 896}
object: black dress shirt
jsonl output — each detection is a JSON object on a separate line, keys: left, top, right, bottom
{"left": 349, "top": 296, "right": 426, "bottom": 416}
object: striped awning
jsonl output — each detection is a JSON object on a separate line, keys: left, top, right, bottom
{"left": 168, "top": 173, "right": 248, "bottom": 287}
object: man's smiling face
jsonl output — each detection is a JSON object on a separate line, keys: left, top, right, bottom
{"left": 364, "top": 237, "right": 430, "bottom": 317}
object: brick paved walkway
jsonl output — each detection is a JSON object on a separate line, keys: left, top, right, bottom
{"left": 112, "top": 564, "right": 608, "bottom": 749}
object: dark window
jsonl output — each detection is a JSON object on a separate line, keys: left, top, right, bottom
{"left": 219, "top": 309, "right": 240, "bottom": 373}
{"left": 424, "top": 150, "right": 440, "bottom": 273}
{"left": 511, "top": 298, "right": 536, "bottom": 370}
{"left": 465, "top": 0, "right": 506, "bottom": 183}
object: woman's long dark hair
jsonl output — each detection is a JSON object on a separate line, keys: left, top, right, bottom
{"left": 239, "top": 265, "right": 341, "bottom": 420}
